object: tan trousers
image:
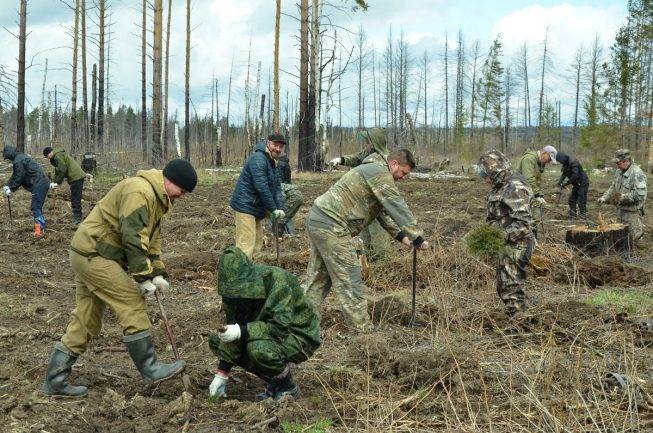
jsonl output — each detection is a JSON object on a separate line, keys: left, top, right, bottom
{"left": 234, "top": 210, "right": 264, "bottom": 259}
{"left": 61, "top": 251, "right": 151, "bottom": 355}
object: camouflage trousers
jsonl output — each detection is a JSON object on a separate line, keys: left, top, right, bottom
{"left": 496, "top": 242, "right": 532, "bottom": 307}
{"left": 209, "top": 333, "right": 309, "bottom": 379}
{"left": 619, "top": 208, "right": 644, "bottom": 241}
{"left": 281, "top": 183, "right": 303, "bottom": 220}
{"left": 303, "top": 220, "right": 371, "bottom": 330}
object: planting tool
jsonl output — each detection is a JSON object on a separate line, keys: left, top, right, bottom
{"left": 273, "top": 220, "right": 280, "bottom": 266}
{"left": 154, "top": 289, "right": 192, "bottom": 392}
{"left": 6, "top": 196, "right": 12, "bottom": 222}
{"left": 408, "top": 247, "right": 420, "bottom": 327}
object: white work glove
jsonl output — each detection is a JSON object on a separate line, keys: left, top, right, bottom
{"left": 138, "top": 279, "right": 157, "bottom": 297}
{"left": 532, "top": 196, "right": 546, "bottom": 206}
{"left": 415, "top": 240, "right": 429, "bottom": 250}
{"left": 209, "top": 371, "right": 229, "bottom": 398}
{"left": 217, "top": 324, "right": 241, "bottom": 343}
{"left": 49, "top": 183, "right": 58, "bottom": 189}
{"left": 271, "top": 209, "right": 286, "bottom": 220}
{"left": 328, "top": 157, "right": 341, "bottom": 167}
{"left": 597, "top": 197, "right": 606, "bottom": 205}
{"left": 152, "top": 275, "right": 170, "bottom": 291}
{"left": 3, "top": 186, "right": 11, "bottom": 197}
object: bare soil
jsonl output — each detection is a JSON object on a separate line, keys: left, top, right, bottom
{"left": 1, "top": 169, "right": 652, "bottom": 432}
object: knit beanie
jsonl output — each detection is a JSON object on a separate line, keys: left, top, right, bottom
{"left": 163, "top": 159, "right": 198, "bottom": 192}
{"left": 43, "top": 147, "right": 53, "bottom": 157}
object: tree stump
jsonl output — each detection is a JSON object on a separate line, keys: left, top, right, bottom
{"left": 565, "top": 213, "right": 631, "bottom": 256}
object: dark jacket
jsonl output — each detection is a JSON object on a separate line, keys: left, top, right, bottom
{"left": 230, "top": 141, "right": 285, "bottom": 219}
{"left": 49, "top": 147, "right": 86, "bottom": 185}
{"left": 556, "top": 152, "right": 588, "bottom": 188}
{"left": 2, "top": 146, "right": 49, "bottom": 193}
{"left": 276, "top": 154, "right": 291, "bottom": 184}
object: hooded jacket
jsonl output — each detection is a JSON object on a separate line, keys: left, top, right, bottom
{"left": 210, "top": 246, "right": 321, "bottom": 364}
{"left": 2, "top": 146, "right": 49, "bottom": 193}
{"left": 70, "top": 169, "right": 170, "bottom": 279}
{"left": 486, "top": 171, "right": 534, "bottom": 245}
{"left": 230, "top": 141, "right": 285, "bottom": 219}
{"left": 339, "top": 128, "right": 389, "bottom": 167}
{"left": 49, "top": 147, "right": 86, "bottom": 185}
{"left": 555, "top": 152, "right": 588, "bottom": 188}
{"left": 276, "top": 154, "right": 292, "bottom": 184}
{"left": 516, "top": 149, "right": 545, "bottom": 197}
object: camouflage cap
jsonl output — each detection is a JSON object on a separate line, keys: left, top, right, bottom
{"left": 478, "top": 150, "right": 512, "bottom": 183}
{"left": 611, "top": 148, "right": 631, "bottom": 163}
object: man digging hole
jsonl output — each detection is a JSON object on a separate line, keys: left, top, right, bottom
{"left": 303, "top": 148, "right": 428, "bottom": 332}
{"left": 43, "top": 146, "right": 87, "bottom": 225}
{"left": 208, "top": 246, "right": 321, "bottom": 401}
{"left": 41, "top": 159, "right": 197, "bottom": 397}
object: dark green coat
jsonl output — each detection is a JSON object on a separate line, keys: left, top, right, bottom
{"left": 49, "top": 148, "right": 86, "bottom": 185}
{"left": 209, "top": 247, "right": 320, "bottom": 376}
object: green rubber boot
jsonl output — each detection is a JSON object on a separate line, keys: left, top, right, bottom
{"left": 41, "top": 343, "right": 88, "bottom": 397}
{"left": 123, "top": 330, "right": 185, "bottom": 384}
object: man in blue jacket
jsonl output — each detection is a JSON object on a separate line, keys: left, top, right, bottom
{"left": 230, "top": 133, "right": 287, "bottom": 259}
{"left": 2, "top": 146, "right": 50, "bottom": 237}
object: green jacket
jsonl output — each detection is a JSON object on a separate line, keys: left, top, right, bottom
{"left": 70, "top": 169, "right": 170, "bottom": 279}
{"left": 311, "top": 152, "right": 423, "bottom": 241}
{"left": 600, "top": 162, "right": 647, "bottom": 212}
{"left": 211, "top": 246, "right": 321, "bottom": 363}
{"left": 515, "top": 150, "right": 544, "bottom": 196}
{"left": 340, "top": 128, "right": 389, "bottom": 167}
{"left": 49, "top": 147, "right": 86, "bottom": 185}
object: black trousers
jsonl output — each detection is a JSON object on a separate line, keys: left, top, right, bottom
{"left": 568, "top": 183, "right": 588, "bottom": 218}
{"left": 70, "top": 179, "right": 84, "bottom": 218}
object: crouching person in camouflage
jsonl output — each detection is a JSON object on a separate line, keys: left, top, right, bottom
{"left": 598, "top": 149, "right": 647, "bottom": 243}
{"left": 41, "top": 159, "right": 197, "bottom": 397}
{"left": 303, "top": 148, "right": 428, "bottom": 331}
{"left": 208, "top": 246, "right": 320, "bottom": 400}
{"left": 478, "top": 150, "right": 536, "bottom": 317}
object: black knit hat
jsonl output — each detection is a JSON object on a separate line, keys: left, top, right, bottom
{"left": 163, "top": 159, "right": 198, "bottom": 193}
{"left": 267, "top": 132, "right": 287, "bottom": 144}
{"left": 43, "top": 147, "right": 53, "bottom": 157}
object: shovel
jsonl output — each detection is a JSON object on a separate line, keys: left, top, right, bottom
{"left": 272, "top": 219, "right": 280, "bottom": 266}
{"left": 154, "top": 289, "right": 192, "bottom": 393}
{"left": 408, "top": 248, "right": 422, "bottom": 327}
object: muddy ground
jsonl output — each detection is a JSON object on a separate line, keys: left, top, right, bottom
{"left": 1, "top": 167, "right": 652, "bottom": 432}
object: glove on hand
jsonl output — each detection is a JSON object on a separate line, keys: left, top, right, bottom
{"left": 209, "top": 371, "right": 229, "bottom": 398}
{"left": 49, "top": 183, "right": 58, "bottom": 189}
{"left": 532, "top": 196, "right": 546, "bottom": 206}
{"left": 610, "top": 193, "right": 622, "bottom": 205}
{"left": 415, "top": 240, "right": 429, "bottom": 250}
{"left": 328, "top": 157, "right": 341, "bottom": 167}
{"left": 597, "top": 197, "right": 606, "bottom": 205}
{"left": 138, "top": 280, "right": 157, "bottom": 297}
{"left": 217, "top": 324, "right": 241, "bottom": 343}
{"left": 152, "top": 275, "right": 170, "bottom": 291}
{"left": 271, "top": 209, "right": 286, "bottom": 220}
{"left": 3, "top": 186, "right": 11, "bottom": 197}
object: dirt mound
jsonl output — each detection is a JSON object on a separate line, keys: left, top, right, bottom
{"left": 166, "top": 251, "right": 217, "bottom": 281}
{"left": 572, "top": 256, "right": 650, "bottom": 288}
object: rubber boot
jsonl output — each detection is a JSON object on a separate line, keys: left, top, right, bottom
{"left": 123, "top": 330, "right": 185, "bottom": 384}
{"left": 41, "top": 343, "right": 88, "bottom": 397}
{"left": 272, "top": 370, "right": 300, "bottom": 400}
{"left": 255, "top": 382, "right": 275, "bottom": 401}
{"left": 72, "top": 214, "right": 82, "bottom": 225}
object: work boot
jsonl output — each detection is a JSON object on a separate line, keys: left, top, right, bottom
{"left": 41, "top": 343, "right": 88, "bottom": 397}
{"left": 254, "top": 367, "right": 300, "bottom": 401}
{"left": 72, "top": 214, "right": 82, "bottom": 225}
{"left": 123, "top": 330, "right": 185, "bottom": 384}
{"left": 505, "top": 299, "right": 528, "bottom": 319}
{"left": 254, "top": 382, "right": 276, "bottom": 401}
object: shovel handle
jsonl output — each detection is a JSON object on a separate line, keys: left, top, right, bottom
{"left": 154, "top": 289, "right": 180, "bottom": 360}
{"left": 409, "top": 247, "right": 417, "bottom": 326}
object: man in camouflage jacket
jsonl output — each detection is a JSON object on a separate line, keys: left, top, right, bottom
{"left": 598, "top": 149, "right": 647, "bottom": 241}
{"left": 208, "top": 246, "right": 320, "bottom": 401}
{"left": 43, "top": 146, "right": 87, "bottom": 224}
{"left": 41, "top": 159, "right": 197, "bottom": 397}
{"left": 478, "top": 150, "right": 536, "bottom": 317}
{"left": 304, "top": 148, "right": 428, "bottom": 331}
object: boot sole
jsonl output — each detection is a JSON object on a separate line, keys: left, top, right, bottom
{"left": 40, "top": 388, "right": 88, "bottom": 398}
{"left": 145, "top": 364, "right": 186, "bottom": 386}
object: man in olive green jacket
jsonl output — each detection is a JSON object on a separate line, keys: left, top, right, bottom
{"left": 43, "top": 147, "right": 87, "bottom": 224}
{"left": 515, "top": 145, "right": 557, "bottom": 237}
{"left": 41, "top": 159, "right": 197, "bottom": 398}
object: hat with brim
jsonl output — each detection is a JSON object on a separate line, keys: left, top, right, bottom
{"left": 542, "top": 145, "right": 558, "bottom": 164}
{"left": 611, "top": 149, "right": 630, "bottom": 163}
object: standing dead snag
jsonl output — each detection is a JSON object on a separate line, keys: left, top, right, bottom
{"left": 152, "top": 0, "right": 164, "bottom": 166}
{"left": 71, "top": 0, "right": 80, "bottom": 153}
{"left": 17, "top": 0, "right": 27, "bottom": 152}
{"left": 141, "top": 0, "right": 147, "bottom": 161}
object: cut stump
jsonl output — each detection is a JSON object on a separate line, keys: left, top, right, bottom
{"left": 565, "top": 213, "right": 630, "bottom": 256}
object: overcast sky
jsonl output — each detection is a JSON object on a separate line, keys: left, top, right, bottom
{"left": 0, "top": 0, "right": 627, "bottom": 127}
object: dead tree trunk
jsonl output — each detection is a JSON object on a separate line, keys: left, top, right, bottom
{"left": 273, "top": 0, "right": 281, "bottom": 132}
{"left": 97, "top": 0, "right": 105, "bottom": 152}
{"left": 298, "top": 0, "right": 314, "bottom": 170}
{"left": 163, "top": 0, "right": 172, "bottom": 160}
{"left": 81, "top": 0, "right": 89, "bottom": 148}
{"left": 90, "top": 63, "right": 97, "bottom": 148}
{"left": 141, "top": 0, "right": 147, "bottom": 161}
{"left": 71, "top": 0, "right": 80, "bottom": 153}
{"left": 151, "top": 0, "right": 163, "bottom": 166}
{"left": 184, "top": 0, "right": 191, "bottom": 161}
{"left": 17, "top": 0, "right": 27, "bottom": 152}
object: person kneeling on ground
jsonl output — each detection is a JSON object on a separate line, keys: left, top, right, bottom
{"left": 41, "top": 159, "right": 198, "bottom": 397}
{"left": 208, "top": 246, "right": 321, "bottom": 401}
{"left": 478, "top": 150, "right": 536, "bottom": 318}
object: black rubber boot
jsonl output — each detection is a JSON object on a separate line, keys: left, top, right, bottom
{"left": 273, "top": 370, "right": 300, "bottom": 400}
{"left": 72, "top": 214, "right": 82, "bottom": 225}
{"left": 41, "top": 343, "right": 88, "bottom": 397}
{"left": 123, "top": 330, "right": 185, "bottom": 384}
{"left": 255, "top": 382, "right": 275, "bottom": 401}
